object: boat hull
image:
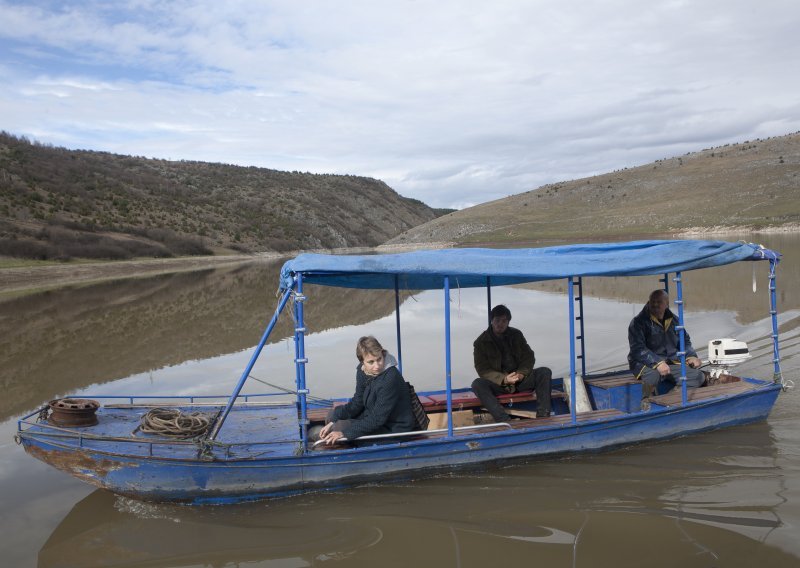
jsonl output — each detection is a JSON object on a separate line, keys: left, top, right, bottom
{"left": 19, "top": 381, "right": 781, "bottom": 504}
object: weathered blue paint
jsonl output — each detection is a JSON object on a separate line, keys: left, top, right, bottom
{"left": 587, "top": 381, "right": 642, "bottom": 413}
{"left": 444, "top": 275, "right": 453, "bottom": 437}
{"left": 576, "top": 277, "right": 587, "bottom": 377}
{"left": 769, "top": 259, "right": 782, "bottom": 381}
{"left": 294, "top": 273, "right": 309, "bottom": 450}
{"left": 675, "top": 271, "right": 689, "bottom": 405}
{"left": 395, "top": 275, "right": 403, "bottom": 373}
{"left": 568, "top": 278, "right": 577, "bottom": 424}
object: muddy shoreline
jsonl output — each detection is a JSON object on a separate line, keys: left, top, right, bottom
{"left": 0, "top": 242, "right": 454, "bottom": 298}
{"left": 2, "top": 227, "right": 792, "bottom": 298}
{"left": 0, "top": 254, "right": 271, "bottom": 297}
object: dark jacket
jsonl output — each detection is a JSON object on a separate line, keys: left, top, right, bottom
{"left": 627, "top": 304, "right": 698, "bottom": 377}
{"left": 473, "top": 326, "right": 535, "bottom": 392}
{"left": 330, "top": 364, "right": 416, "bottom": 439}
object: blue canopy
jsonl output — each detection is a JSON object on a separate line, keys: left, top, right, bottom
{"left": 279, "top": 239, "right": 779, "bottom": 290}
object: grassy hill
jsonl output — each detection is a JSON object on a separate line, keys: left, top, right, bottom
{"left": 389, "top": 132, "right": 800, "bottom": 245}
{"left": 0, "top": 132, "right": 444, "bottom": 260}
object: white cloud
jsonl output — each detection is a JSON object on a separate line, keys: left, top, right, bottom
{"left": 1, "top": 0, "right": 799, "bottom": 208}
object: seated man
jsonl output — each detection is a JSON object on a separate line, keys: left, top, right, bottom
{"left": 471, "top": 304, "right": 552, "bottom": 422}
{"left": 628, "top": 289, "right": 705, "bottom": 401}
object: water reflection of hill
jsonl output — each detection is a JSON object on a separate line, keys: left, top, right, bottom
{"left": 0, "top": 259, "right": 400, "bottom": 420}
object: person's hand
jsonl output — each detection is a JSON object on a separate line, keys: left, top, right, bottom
{"left": 319, "top": 422, "right": 334, "bottom": 438}
{"left": 687, "top": 356, "right": 702, "bottom": 368}
{"left": 656, "top": 361, "right": 671, "bottom": 376}
{"left": 322, "top": 430, "right": 344, "bottom": 445}
{"left": 505, "top": 372, "right": 523, "bottom": 385}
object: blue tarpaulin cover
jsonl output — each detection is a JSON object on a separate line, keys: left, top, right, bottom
{"left": 279, "top": 239, "right": 779, "bottom": 290}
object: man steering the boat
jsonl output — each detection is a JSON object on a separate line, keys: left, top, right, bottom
{"left": 628, "top": 289, "right": 705, "bottom": 402}
{"left": 471, "top": 304, "right": 552, "bottom": 422}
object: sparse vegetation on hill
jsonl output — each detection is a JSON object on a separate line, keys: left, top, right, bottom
{"left": 390, "top": 132, "right": 800, "bottom": 245}
{"left": 0, "top": 132, "right": 441, "bottom": 260}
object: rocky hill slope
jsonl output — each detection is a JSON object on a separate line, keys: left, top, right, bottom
{"left": 390, "top": 132, "right": 800, "bottom": 245}
{"left": 0, "top": 132, "right": 442, "bottom": 260}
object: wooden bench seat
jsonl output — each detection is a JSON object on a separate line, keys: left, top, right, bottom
{"left": 306, "top": 388, "right": 566, "bottom": 422}
{"left": 585, "top": 375, "right": 640, "bottom": 389}
{"left": 650, "top": 381, "right": 758, "bottom": 407}
{"left": 420, "top": 389, "right": 566, "bottom": 412}
{"left": 420, "top": 408, "right": 624, "bottom": 438}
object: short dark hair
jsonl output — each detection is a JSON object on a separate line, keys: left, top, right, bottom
{"left": 356, "top": 336, "right": 385, "bottom": 362}
{"left": 649, "top": 289, "right": 668, "bottom": 302}
{"left": 490, "top": 304, "right": 512, "bottom": 320}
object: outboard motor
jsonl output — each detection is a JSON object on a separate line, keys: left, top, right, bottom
{"left": 707, "top": 338, "right": 751, "bottom": 379}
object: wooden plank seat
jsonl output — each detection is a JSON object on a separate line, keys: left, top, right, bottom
{"left": 421, "top": 389, "right": 566, "bottom": 412}
{"left": 585, "top": 375, "right": 641, "bottom": 389}
{"left": 306, "top": 388, "right": 566, "bottom": 422}
{"left": 585, "top": 372, "right": 739, "bottom": 390}
{"left": 650, "top": 381, "right": 758, "bottom": 407}
{"left": 420, "top": 408, "right": 625, "bottom": 438}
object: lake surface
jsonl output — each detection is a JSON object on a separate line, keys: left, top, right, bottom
{"left": 1, "top": 234, "right": 798, "bottom": 567}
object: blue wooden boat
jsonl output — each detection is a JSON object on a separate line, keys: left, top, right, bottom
{"left": 15, "top": 240, "right": 788, "bottom": 504}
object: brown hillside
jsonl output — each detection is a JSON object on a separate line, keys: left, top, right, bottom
{"left": 390, "top": 132, "right": 800, "bottom": 245}
{"left": 0, "top": 132, "right": 440, "bottom": 260}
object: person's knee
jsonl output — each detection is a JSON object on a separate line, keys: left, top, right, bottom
{"left": 686, "top": 369, "right": 705, "bottom": 388}
{"left": 644, "top": 376, "right": 660, "bottom": 388}
{"left": 471, "top": 378, "right": 487, "bottom": 391}
{"left": 640, "top": 369, "right": 661, "bottom": 388}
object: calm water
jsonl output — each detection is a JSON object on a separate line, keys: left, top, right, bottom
{"left": 1, "top": 235, "right": 799, "bottom": 568}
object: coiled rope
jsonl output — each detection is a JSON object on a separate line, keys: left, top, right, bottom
{"left": 139, "top": 408, "right": 212, "bottom": 438}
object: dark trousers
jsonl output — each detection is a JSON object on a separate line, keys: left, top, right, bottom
{"left": 471, "top": 367, "right": 552, "bottom": 422}
{"left": 640, "top": 364, "right": 705, "bottom": 399}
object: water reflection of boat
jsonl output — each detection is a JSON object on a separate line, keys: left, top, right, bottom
{"left": 17, "top": 240, "right": 789, "bottom": 504}
{"left": 39, "top": 490, "right": 385, "bottom": 568}
{"left": 42, "top": 441, "right": 799, "bottom": 568}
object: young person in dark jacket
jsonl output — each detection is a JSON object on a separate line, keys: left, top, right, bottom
{"left": 319, "top": 336, "right": 416, "bottom": 445}
{"left": 471, "top": 304, "right": 552, "bottom": 422}
{"left": 628, "top": 289, "right": 705, "bottom": 401}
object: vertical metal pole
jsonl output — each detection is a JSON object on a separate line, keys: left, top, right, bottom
{"left": 768, "top": 259, "right": 782, "bottom": 383}
{"left": 576, "top": 277, "right": 587, "bottom": 377}
{"left": 444, "top": 276, "right": 454, "bottom": 437}
{"left": 294, "top": 274, "right": 310, "bottom": 450}
{"left": 486, "top": 276, "right": 492, "bottom": 325}
{"left": 209, "top": 286, "right": 294, "bottom": 440}
{"left": 660, "top": 273, "right": 670, "bottom": 296}
{"left": 674, "top": 272, "right": 688, "bottom": 405}
{"left": 395, "top": 275, "right": 403, "bottom": 374}
{"left": 568, "top": 278, "right": 577, "bottom": 425}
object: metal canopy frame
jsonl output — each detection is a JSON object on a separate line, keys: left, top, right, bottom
{"left": 210, "top": 247, "right": 784, "bottom": 447}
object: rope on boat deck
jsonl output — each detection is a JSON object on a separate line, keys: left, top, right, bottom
{"left": 139, "top": 408, "right": 212, "bottom": 438}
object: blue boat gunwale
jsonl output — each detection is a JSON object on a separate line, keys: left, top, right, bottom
{"left": 17, "top": 375, "right": 781, "bottom": 462}
{"left": 17, "top": 380, "right": 781, "bottom": 487}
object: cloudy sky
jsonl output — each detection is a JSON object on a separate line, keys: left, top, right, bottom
{"left": 1, "top": 1, "right": 799, "bottom": 209}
